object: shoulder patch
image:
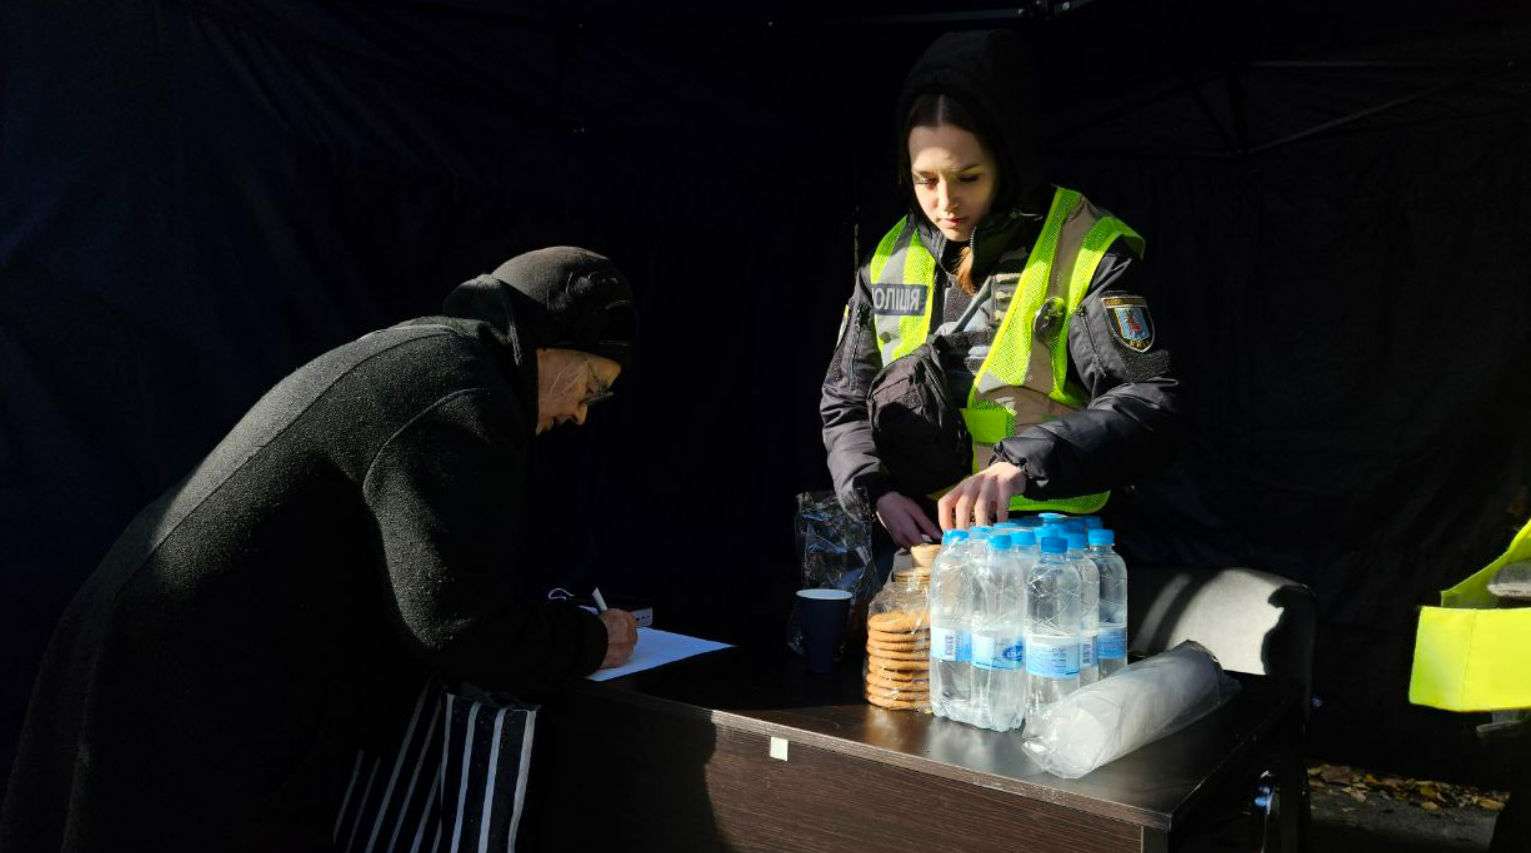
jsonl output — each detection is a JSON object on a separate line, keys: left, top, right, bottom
{"left": 1101, "top": 294, "right": 1154, "bottom": 352}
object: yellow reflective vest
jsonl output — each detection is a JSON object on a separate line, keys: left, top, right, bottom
{"left": 867, "top": 186, "right": 1143, "bottom": 514}
{"left": 1409, "top": 515, "right": 1531, "bottom": 711}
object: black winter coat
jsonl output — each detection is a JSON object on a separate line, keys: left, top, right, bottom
{"left": 0, "top": 303, "right": 607, "bottom": 850}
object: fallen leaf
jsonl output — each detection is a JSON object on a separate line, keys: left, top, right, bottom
{"left": 1348, "top": 789, "right": 1367, "bottom": 803}
{"left": 1364, "top": 773, "right": 1381, "bottom": 785}
{"left": 1421, "top": 801, "right": 1441, "bottom": 813}
{"left": 1479, "top": 798, "right": 1505, "bottom": 812}
{"left": 1322, "top": 766, "right": 1355, "bottom": 784}
{"left": 1419, "top": 784, "right": 1442, "bottom": 801}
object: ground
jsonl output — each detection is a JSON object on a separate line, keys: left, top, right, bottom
{"left": 1177, "top": 762, "right": 1506, "bottom": 851}
{"left": 1307, "top": 763, "right": 1502, "bottom": 852}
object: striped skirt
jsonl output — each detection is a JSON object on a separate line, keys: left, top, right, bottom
{"left": 331, "top": 681, "right": 538, "bottom": 853}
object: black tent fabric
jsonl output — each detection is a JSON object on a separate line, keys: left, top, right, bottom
{"left": 2, "top": 0, "right": 1529, "bottom": 802}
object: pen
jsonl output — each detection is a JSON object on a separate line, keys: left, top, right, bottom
{"left": 591, "top": 587, "right": 609, "bottom": 613}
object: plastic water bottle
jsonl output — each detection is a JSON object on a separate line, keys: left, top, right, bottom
{"left": 1066, "top": 531, "right": 1100, "bottom": 686}
{"left": 969, "top": 534, "right": 1028, "bottom": 731}
{"left": 955, "top": 525, "right": 994, "bottom": 725}
{"left": 1037, "top": 512, "right": 1070, "bottom": 527}
{"left": 1089, "top": 529, "right": 1130, "bottom": 678}
{"left": 1025, "top": 534, "right": 1082, "bottom": 719}
{"left": 1037, "top": 524, "right": 1067, "bottom": 550}
{"left": 1080, "top": 516, "right": 1104, "bottom": 530}
{"left": 928, "top": 529, "right": 972, "bottom": 720}
{"left": 1011, "top": 527, "right": 1039, "bottom": 562}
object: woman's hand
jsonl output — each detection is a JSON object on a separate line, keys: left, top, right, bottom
{"left": 875, "top": 491, "right": 941, "bottom": 548}
{"left": 598, "top": 608, "right": 638, "bottom": 669}
{"left": 937, "top": 461, "right": 1026, "bottom": 530}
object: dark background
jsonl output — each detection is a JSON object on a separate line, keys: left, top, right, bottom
{"left": 3, "top": 0, "right": 1529, "bottom": 800}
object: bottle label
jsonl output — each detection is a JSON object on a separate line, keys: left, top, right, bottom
{"left": 971, "top": 634, "right": 1023, "bottom": 670}
{"left": 1097, "top": 626, "right": 1128, "bottom": 661}
{"left": 1080, "top": 632, "right": 1096, "bottom": 669}
{"left": 930, "top": 626, "right": 971, "bottom": 663}
{"left": 1025, "top": 634, "right": 1081, "bottom": 678}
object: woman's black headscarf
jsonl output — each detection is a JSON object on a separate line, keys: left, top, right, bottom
{"left": 443, "top": 246, "right": 638, "bottom": 369}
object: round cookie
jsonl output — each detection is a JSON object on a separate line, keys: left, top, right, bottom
{"left": 866, "top": 690, "right": 929, "bottom": 705}
{"left": 910, "top": 543, "right": 942, "bottom": 568}
{"left": 866, "top": 673, "right": 930, "bottom": 691}
{"left": 863, "top": 665, "right": 925, "bottom": 682}
{"left": 867, "top": 610, "right": 928, "bottom": 634}
{"left": 868, "top": 624, "right": 929, "bottom": 638}
{"left": 866, "top": 692, "right": 930, "bottom": 710}
{"left": 865, "top": 646, "right": 928, "bottom": 661}
{"left": 869, "top": 683, "right": 924, "bottom": 695}
{"left": 866, "top": 656, "right": 930, "bottom": 672}
{"left": 868, "top": 634, "right": 929, "bottom": 649}
{"left": 866, "top": 637, "right": 930, "bottom": 653}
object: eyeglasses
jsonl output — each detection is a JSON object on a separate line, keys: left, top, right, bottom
{"left": 578, "top": 355, "right": 615, "bottom": 408}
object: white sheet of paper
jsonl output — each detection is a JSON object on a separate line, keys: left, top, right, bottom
{"left": 586, "top": 627, "right": 732, "bottom": 682}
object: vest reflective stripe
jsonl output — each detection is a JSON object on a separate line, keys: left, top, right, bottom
{"left": 1051, "top": 214, "right": 1145, "bottom": 406}
{"left": 868, "top": 186, "right": 1143, "bottom": 513}
{"left": 868, "top": 219, "right": 937, "bottom": 365}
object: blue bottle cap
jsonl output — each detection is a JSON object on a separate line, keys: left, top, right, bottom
{"left": 1066, "top": 532, "right": 1088, "bottom": 550}
{"left": 1040, "top": 536, "right": 1067, "bottom": 554}
{"left": 1039, "top": 525, "right": 1066, "bottom": 540}
{"left": 993, "top": 521, "right": 1021, "bottom": 529}
{"left": 989, "top": 534, "right": 1013, "bottom": 550}
{"left": 1038, "top": 512, "right": 1069, "bottom": 522}
{"left": 1012, "top": 530, "right": 1037, "bottom": 547}
{"left": 971, "top": 526, "right": 993, "bottom": 534}
{"left": 942, "top": 529, "right": 969, "bottom": 545}
{"left": 1064, "top": 521, "right": 1087, "bottom": 535}
{"left": 1082, "top": 516, "right": 1104, "bottom": 529}
{"left": 968, "top": 527, "right": 992, "bottom": 541}
{"left": 1014, "top": 517, "right": 1042, "bottom": 528}
{"left": 1088, "top": 529, "right": 1115, "bottom": 546}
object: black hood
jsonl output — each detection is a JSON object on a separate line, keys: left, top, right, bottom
{"left": 896, "top": 30, "right": 1048, "bottom": 213}
{"left": 896, "top": 31, "right": 1052, "bottom": 280}
{"left": 442, "top": 246, "right": 637, "bottom": 370}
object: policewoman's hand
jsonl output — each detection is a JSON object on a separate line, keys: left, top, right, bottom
{"left": 875, "top": 491, "right": 941, "bottom": 549}
{"left": 938, "top": 461, "right": 1026, "bottom": 530}
{"left": 598, "top": 608, "right": 639, "bottom": 669}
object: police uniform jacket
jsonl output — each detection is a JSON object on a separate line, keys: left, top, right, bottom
{"left": 819, "top": 30, "right": 1187, "bottom": 510}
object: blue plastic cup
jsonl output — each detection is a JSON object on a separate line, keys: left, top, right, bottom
{"left": 796, "top": 589, "right": 853, "bottom": 673}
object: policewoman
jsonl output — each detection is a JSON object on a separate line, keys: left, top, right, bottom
{"left": 821, "top": 30, "right": 1186, "bottom": 548}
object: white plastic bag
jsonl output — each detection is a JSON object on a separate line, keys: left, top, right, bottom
{"left": 1022, "top": 641, "right": 1240, "bottom": 778}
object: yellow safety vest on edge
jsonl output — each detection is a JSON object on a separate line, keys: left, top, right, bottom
{"left": 867, "top": 186, "right": 1143, "bottom": 514}
{"left": 1409, "top": 515, "right": 1531, "bottom": 711}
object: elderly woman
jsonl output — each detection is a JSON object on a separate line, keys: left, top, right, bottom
{"left": 1, "top": 247, "right": 639, "bottom": 851}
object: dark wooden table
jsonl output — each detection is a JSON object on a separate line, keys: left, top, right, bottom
{"left": 523, "top": 645, "right": 1307, "bottom": 853}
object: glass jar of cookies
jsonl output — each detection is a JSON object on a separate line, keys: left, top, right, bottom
{"left": 863, "top": 565, "right": 931, "bottom": 711}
